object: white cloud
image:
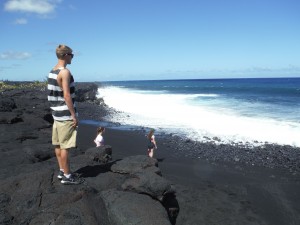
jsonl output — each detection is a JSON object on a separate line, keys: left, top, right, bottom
{"left": 14, "top": 18, "right": 28, "bottom": 24}
{"left": 0, "top": 51, "right": 31, "bottom": 60}
{"left": 4, "top": 0, "right": 62, "bottom": 15}
{"left": 157, "top": 65, "right": 300, "bottom": 79}
{"left": 241, "top": 66, "right": 300, "bottom": 74}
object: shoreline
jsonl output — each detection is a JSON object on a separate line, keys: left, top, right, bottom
{"left": 97, "top": 80, "right": 300, "bottom": 149}
{"left": 77, "top": 94, "right": 300, "bottom": 224}
{"left": 74, "top": 84, "right": 300, "bottom": 223}
{"left": 78, "top": 121, "right": 299, "bottom": 181}
{"left": 78, "top": 113, "right": 300, "bottom": 176}
{"left": 88, "top": 84, "right": 300, "bottom": 175}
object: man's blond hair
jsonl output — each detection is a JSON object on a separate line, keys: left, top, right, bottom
{"left": 56, "top": 44, "right": 72, "bottom": 59}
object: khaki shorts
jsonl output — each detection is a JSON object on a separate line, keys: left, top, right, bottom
{"left": 52, "top": 120, "right": 77, "bottom": 149}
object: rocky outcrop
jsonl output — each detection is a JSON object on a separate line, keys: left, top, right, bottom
{"left": 101, "top": 190, "right": 172, "bottom": 225}
{"left": 75, "top": 82, "right": 99, "bottom": 102}
{"left": 85, "top": 145, "right": 113, "bottom": 163}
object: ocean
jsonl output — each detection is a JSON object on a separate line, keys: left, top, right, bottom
{"left": 96, "top": 78, "right": 300, "bottom": 147}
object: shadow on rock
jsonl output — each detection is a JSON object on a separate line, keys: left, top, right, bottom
{"left": 162, "top": 193, "right": 180, "bottom": 225}
{"left": 75, "top": 165, "right": 109, "bottom": 178}
{"left": 157, "top": 158, "right": 165, "bottom": 162}
{"left": 74, "top": 160, "right": 119, "bottom": 178}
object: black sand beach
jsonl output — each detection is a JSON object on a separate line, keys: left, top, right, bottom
{"left": 78, "top": 123, "right": 300, "bottom": 225}
{"left": 1, "top": 82, "right": 299, "bottom": 225}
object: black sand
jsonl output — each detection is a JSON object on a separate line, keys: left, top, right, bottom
{"left": 77, "top": 122, "right": 300, "bottom": 225}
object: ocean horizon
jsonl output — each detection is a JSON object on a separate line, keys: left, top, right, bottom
{"left": 96, "top": 77, "right": 300, "bottom": 147}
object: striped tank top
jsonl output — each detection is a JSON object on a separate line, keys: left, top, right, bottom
{"left": 47, "top": 67, "right": 77, "bottom": 121}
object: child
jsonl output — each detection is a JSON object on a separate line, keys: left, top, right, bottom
{"left": 147, "top": 128, "right": 157, "bottom": 158}
{"left": 94, "top": 127, "right": 105, "bottom": 147}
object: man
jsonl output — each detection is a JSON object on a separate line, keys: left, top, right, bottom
{"left": 47, "top": 44, "right": 83, "bottom": 184}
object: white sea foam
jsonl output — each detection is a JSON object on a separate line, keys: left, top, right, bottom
{"left": 97, "top": 86, "right": 300, "bottom": 147}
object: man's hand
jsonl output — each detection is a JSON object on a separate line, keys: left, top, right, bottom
{"left": 72, "top": 116, "right": 78, "bottom": 128}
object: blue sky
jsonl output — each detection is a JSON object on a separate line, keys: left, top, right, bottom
{"left": 1, "top": 0, "right": 300, "bottom": 81}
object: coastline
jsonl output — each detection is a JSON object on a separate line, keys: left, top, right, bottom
{"left": 98, "top": 78, "right": 300, "bottom": 148}
{"left": 78, "top": 96, "right": 300, "bottom": 176}
{"left": 77, "top": 122, "right": 300, "bottom": 225}
{"left": 1, "top": 82, "right": 299, "bottom": 225}
{"left": 77, "top": 95, "right": 300, "bottom": 225}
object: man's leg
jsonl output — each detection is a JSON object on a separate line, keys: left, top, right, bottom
{"left": 55, "top": 146, "right": 65, "bottom": 179}
{"left": 53, "top": 121, "right": 65, "bottom": 179}
{"left": 55, "top": 146, "right": 62, "bottom": 169}
{"left": 60, "top": 148, "right": 70, "bottom": 175}
{"left": 60, "top": 148, "right": 83, "bottom": 185}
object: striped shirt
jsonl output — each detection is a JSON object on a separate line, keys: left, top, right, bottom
{"left": 47, "top": 67, "right": 77, "bottom": 121}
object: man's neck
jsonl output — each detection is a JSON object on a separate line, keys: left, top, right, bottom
{"left": 54, "top": 62, "right": 67, "bottom": 70}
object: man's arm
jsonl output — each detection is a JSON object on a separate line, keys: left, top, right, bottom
{"left": 59, "top": 69, "right": 78, "bottom": 127}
